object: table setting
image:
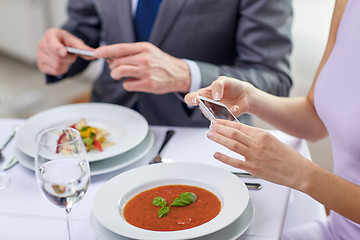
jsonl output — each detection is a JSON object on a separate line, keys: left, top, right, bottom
{"left": 0, "top": 102, "right": 314, "bottom": 240}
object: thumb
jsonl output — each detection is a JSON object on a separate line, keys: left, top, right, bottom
{"left": 61, "top": 31, "right": 93, "bottom": 51}
{"left": 211, "top": 76, "right": 226, "bottom": 100}
{"left": 184, "top": 92, "right": 199, "bottom": 106}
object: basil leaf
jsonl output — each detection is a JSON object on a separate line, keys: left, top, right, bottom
{"left": 171, "top": 192, "right": 197, "bottom": 207}
{"left": 152, "top": 197, "right": 167, "bottom": 207}
{"left": 158, "top": 206, "right": 169, "bottom": 218}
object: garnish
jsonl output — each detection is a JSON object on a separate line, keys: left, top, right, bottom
{"left": 171, "top": 192, "right": 197, "bottom": 207}
{"left": 152, "top": 192, "right": 197, "bottom": 218}
{"left": 56, "top": 118, "right": 114, "bottom": 153}
{"left": 158, "top": 206, "right": 170, "bottom": 218}
{"left": 152, "top": 197, "right": 167, "bottom": 207}
{"left": 82, "top": 137, "right": 94, "bottom": 152}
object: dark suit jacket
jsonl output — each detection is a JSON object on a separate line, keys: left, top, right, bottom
{"left": 49, "top": 0, "right": 293, "bottom": 127}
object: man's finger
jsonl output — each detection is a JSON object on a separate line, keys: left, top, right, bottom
{"left": 94, "top": 43, "right": 145, "bottom": 59}
{"left": 111, "top": 65, "right": 141, "bottom": 80}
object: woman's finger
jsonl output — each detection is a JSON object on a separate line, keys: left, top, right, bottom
{"left": 210, "top": 76, "right": 227, "bottom": 100}
{"left": 211, "top": 119, "right": 256, "bottom": 137}
{"left": 184, "top": 87, "right": 212, "bottom": 106}
{"left": 230, "top": 105, "right": 241, "bottom": 116}
{"left": 213, "top": 152, "right": 250, "bottom": 172}
{"left": 184, "top": 92, "right": 199, "bottom": 105}
{"left": 207, "top": 127, "right": 249, "bottom": 155}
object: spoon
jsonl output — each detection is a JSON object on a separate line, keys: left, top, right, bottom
{"left": 0, "top": 125, "right": 20, "bottom": 159}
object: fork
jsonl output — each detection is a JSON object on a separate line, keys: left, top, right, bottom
{"left": 0, "top": 125, "right": 20, "bottom": 160}
{"left": 149, "top": 130, "right": 175, "bottom": 164}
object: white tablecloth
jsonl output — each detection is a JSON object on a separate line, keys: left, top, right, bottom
{"left": 0, "top": 118, "right": 313, "bottom": 240}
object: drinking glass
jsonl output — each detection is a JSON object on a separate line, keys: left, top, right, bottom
{"left": 35, "top": 127, "right": 91, "bottom": 240}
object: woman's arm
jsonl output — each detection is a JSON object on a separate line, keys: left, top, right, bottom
{"left": 208, "top": 119, "right": 360, "bottom": 224}
{"left": 245, "top": 0, "right": 348, "bottom": 141}
{"left": 185, "top": 0, "right": 348, "bottom": 142}
{"left": 251, "top": 0, "right": 348, "bottom": 140}
{"left": 303, "top": 160, "right": 360, "bottom": 224}
{"left": 189, "top": 0, "right": 360, "bottom": 223}
{"left": 185, "top": 78, "right": 326, "bottom": 141}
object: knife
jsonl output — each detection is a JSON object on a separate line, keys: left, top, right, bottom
{"left": 2, "top": 156, "right": 18, "bottom": 170}
{"left": 232, "top": 172, "right": 256, "bottom": 178}
{"left": 244, "top": 182, "right": 262, "bottom": 190}
{"left": 233, "top": 173, "right": 262, "bottom": 190}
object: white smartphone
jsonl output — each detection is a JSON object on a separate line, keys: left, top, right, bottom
{"left": 197, "top": 96, "right": 239, "bottom": 122}
{"left": 66, "top": 47, "right": 94, "bottom": 57}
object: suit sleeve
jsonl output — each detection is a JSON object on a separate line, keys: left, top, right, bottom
{"left": 196, "top": 0, "right": 293, "bottom": 97}
{"left": 46, "top": 0, "right": 101, "bottom": 83}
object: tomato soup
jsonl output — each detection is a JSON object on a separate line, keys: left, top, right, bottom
{"left": 122, "top": 185, "right": 221, "bottom": 231}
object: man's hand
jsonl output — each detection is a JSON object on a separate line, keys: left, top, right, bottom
{"left": 37, "top": 28, "right": 95, "bottom": 76}
{"left": 94, "top": 42, "right": 191, "bottom": 94}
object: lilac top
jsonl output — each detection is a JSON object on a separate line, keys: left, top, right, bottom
{"left": 314, "top": 0, "right": 360, "bottom": 238}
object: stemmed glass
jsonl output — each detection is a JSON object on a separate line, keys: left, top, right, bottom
{"left": 35, "top": 127, "right": 91, "bottom": 240}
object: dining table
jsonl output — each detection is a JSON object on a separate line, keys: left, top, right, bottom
{"left": 0, "top": 117, "right": 313, "bottom": 240}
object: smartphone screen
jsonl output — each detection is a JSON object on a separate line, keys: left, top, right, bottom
{"left": 198, "top": 96, "right": 239, "bottom": 122}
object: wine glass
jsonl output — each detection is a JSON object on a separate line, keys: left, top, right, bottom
{"left": 35, "top": 127, "right": 91, "bottom": 240}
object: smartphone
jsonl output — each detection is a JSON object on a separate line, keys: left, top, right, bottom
{"left": 66, "top": 47, "right": 94, "bottom": 57}
{"left": 197, "top": 96, "right": 239, "bottom": 122}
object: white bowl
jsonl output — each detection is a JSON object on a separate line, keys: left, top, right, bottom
{"left": 92, "top": 162, "right": 249, "bottom": 240}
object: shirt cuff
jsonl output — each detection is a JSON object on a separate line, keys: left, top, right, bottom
{"left": 46, "top": 74, "right": 67, "bottom": 83}
{"left": 183, "top": 59, "right": 201, "bottom": 93}
{"left": 174, "top": 59, "right": 201, "bottom": 107}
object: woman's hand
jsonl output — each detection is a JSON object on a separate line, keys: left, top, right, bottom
{"left": 184, "top": 76, "right": 255, "bottom": 117}
{"left": 207, "top": 119, "right": 312, "bottom": 190}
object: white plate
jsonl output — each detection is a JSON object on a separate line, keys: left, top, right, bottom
{"left": 15, "top": 103, "right": 149, "bottom": 161}
{"left": 15, "top": 131, "right": 154, "bottom": 176}
{"left": 91, "top": 200, "right": 255, "bottom": 240}
{"left": 92, "top": 162, "right": 249, "bottom": 240}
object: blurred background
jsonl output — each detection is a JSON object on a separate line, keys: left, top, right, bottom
{"left": 0, "top": 0, "right": 335, "bottom": 171}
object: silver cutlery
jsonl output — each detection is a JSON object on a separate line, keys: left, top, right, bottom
{"left": 0, "top": 125, "right": 20, "bottom": 159}
{"left": 243, "top": 182, "right": 262, "bottom": 190}
{"left": 149, "top": 130, "right": 175, "bottom": 164}
{"left": 232, "top": 173, "right": 261, "bottom": 190}
{"left": 2, "top": 156, "right": 18, "bottom": 170}
{"left": 232, "top": 172, "right": 256, "bottom": 178}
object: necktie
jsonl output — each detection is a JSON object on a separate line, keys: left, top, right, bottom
{"left": 134, "top": 0, "right": 162, "bottom": 42}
